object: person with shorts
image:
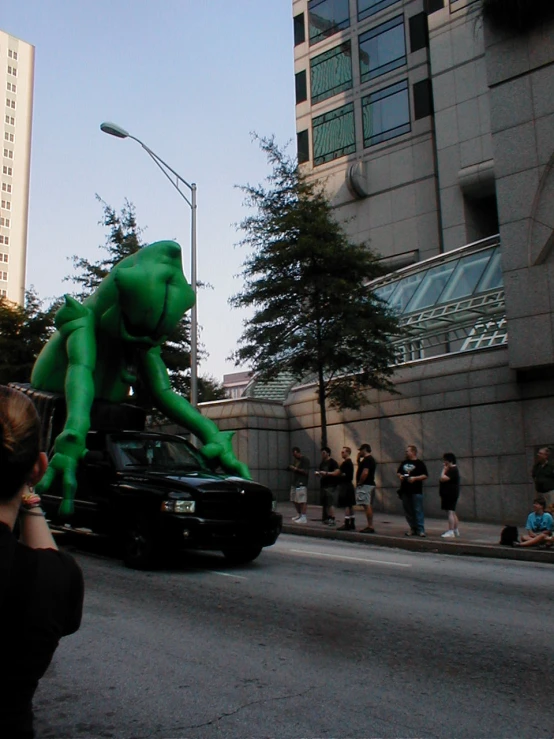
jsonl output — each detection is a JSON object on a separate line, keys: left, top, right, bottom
{"left": 288, "top": 446, "right": 310, "bottom": 524}
{"left": 439, "top": 452, "right": 460, "bottom": 538}
{"left": 315, "top": 447, "right": 339, "bottom": 526}
{"left": 337, "top": 446, "right": 356, "bottom": 531}
{"left": 355, "top": 443, "right": 376, "bottom": 534}
{"left": 515, "top": 497, "right": 553, "bottom": 547}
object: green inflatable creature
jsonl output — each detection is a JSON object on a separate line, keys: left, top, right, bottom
{"left": 31, "top": 240, "right": 251, "bottom": 515}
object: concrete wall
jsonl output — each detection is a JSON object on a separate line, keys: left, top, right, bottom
{"left": 203, "top": 347, "right": 554, "bottom": 525}
{"left": 483, "top": 15, "right": 554, "bottom": 371}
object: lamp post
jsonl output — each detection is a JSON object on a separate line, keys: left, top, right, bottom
{"left": 100, "top": 122, "right": 198, "bottom": 408}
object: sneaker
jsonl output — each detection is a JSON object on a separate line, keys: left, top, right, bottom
{"left": 404, "top": 530, "right": 416, "bottom": 536}
{"left": 337, "top": 522, "right": 350, "bottom": 531}
{"left": 292, "top": 515, "right": 300, "bottom": 522}
{"left": 418, "top": 532, "right": 426, "bottom": 537}
{"left": 294, "top": 515, "right": 307, "bottom": 524}
{"left": 360, "top": 527, "right": 375, "bottom": 534}
{"left": 327, "top": 519, "right": 336, "bottom": 527}
{"left": 453, "top": 529, "right": 460, "bottom": 537}
{"left": 441, "top": 530, "right": 455, "bottom": 538}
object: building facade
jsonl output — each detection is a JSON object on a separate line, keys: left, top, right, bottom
{"left": 0, "top": 30, "right": 34, "bottom": 305}
{"left": 202, "top": 0, "right": 554, "bottom": 523}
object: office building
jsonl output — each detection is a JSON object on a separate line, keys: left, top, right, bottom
{"left": 0, "top": 29, "right": 34, "bottom": 305}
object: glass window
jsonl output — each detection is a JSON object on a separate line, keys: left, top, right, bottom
{"left": 475, "top": 248, "right": 503, "bottom": 292}
{"left": 294, "top": 13, "right": 306, "bottom": 45}
{"left": 438, "top": 250, "right": 491, "bottom": 303}
{"left": 311, "top": 42, "right": 353, "bottom": 104}
{"left": 312, "top": 103, "right": 356, "bottom": 166}
{"left": 297, "top": 129, "right": 310, "bottom": 164}
{"left": 295, "top": 71, "right": 307, "bottom": 104}
{"left": 362, "top": 80, "right": 410, "bottom": 147}
{"left": 358, "top": 0, "right": 401, "bottom": 22}
{"left": 359, "top": 16, "right": 406, "bottom": 85}
{"left": 387, "top": 273, "right": 425, "bottom": 313}
{"left": 309, "top": 0, "right": 350, "bottom": 46}
{"left": 405, "top": 262, "right": 457, "bottom": 312}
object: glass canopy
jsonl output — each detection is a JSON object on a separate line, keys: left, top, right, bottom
{"left": 369, "top": 236, "right": 506, "bottom": 363}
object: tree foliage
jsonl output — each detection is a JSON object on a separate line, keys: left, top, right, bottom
{"left": 0, "top": 289, "right": 57, "bottom": 385}
{"left": 231, "top": 136, "right": 400, "bottom": 445}
{"left": 482, "top": 0, "right": 554, "bottom": 32}
{"left": 67, "top": 197, "right": 225, "bottom": 404}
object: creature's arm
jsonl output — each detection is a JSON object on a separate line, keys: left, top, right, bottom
{"left": 139, "top": 346, "right": 251, "bottom": 479}
{"left": 36, "top": 297, "right": 97, "bottom": 516}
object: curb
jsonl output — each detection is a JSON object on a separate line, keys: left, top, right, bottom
{"left": 281, "top": 524, "right": 554, "bottom": 564}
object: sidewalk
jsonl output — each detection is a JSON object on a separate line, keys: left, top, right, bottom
{"left": 277, "top": 502, "right": 554, "bottom": 563}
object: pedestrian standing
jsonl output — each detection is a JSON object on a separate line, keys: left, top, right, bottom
{"left": 531, "top": 447, "right": 554, "bottom": 511}
{"left": 397, "top": 445, "right": 428, "bottom": 537}
{"left": 288, "top": 446, "right": 310, "bottom": 525}
{"left": 316, "top": 447, "right": 339, "bottom": 526}
{"left": 439, "top": 452, "right": 460, "bottom": 538}
{"left": 337, "top": 446, "right": 356, "bottom": 531}
{"left": 355, "top": 443, "right": 377, "bottom": 534}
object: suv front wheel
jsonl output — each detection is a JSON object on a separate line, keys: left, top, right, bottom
{"left": 123, "top": 515, "right": 157, "bottom": 570}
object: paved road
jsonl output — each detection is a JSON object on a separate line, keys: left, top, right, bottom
{"left": 34, "top": 536, "right": 554, "bottom": 738}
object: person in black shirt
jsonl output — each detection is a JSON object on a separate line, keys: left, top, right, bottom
{"left": 355, "top": 443, "right": 377, "bottom": 533}
{"left": 0, "top": 386, "right": 84, "bottom": 739}
{"left": 337, "top": 446, "right": 355, "bottom": 531}
{"left": 397, "top": 444, "right": 428, "bottom": 537}
{"left": 439, "top": 452, "right": 460, "bottom": 538}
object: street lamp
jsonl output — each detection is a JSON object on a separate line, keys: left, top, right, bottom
{"left": 100, "top": 121, "right": 198, "bottom": 408}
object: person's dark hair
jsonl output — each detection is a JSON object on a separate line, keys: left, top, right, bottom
{"left": 359, "top": 443, "right": 371, "bottom": 453}
{"left": 534, "top": 496, "right": 547, "bottom": 509}
{"left": 292, "top": 446, "right": 301, "bottom": 454}
{"left": 443, "top": 452, "right": 456, "bottom": 464}
{"left": 321, "top": 446, "right": 331, "bottom": 455}
{"left": 0, "top": 386, "right": 41, "bottom": 501}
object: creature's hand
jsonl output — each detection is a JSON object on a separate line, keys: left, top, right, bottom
{"left": 200, "top": 430, "right": 252, "bottom": 480}
{"left": 35, "top": 429, "right": 87, "bottom": 517}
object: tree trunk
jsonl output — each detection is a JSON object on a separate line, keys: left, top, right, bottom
{"left": 317, "top": 365, "right": 327, "bottom": 448}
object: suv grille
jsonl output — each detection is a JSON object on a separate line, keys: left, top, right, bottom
{"left": 199, "top": 487, "right": 272, "bottom": 521}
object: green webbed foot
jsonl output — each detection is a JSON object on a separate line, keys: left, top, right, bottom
{"left": 36, "top": 429, "right": 87, "bottom": 517}
{"left": 200, "top": 430, "right": 252, "bottom": 480}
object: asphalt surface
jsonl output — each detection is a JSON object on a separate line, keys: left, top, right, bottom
{"left": 33, "top": 535, "right": 554, "bottom": 739}
{"left": 278, "top": 502, "right": 554, "bottom": 563}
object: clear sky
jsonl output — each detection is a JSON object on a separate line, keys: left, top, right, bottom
{"left": 2, "top": 1, "right": 295, "bottom": 384}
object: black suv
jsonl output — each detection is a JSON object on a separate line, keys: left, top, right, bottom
{"left": 10, "top": 384, "right": 282, "bottom": 569}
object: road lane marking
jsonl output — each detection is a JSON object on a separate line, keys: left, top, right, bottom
{"left": 288, "top": 549, "right": 412, "bottom": 568}
{"left": 211, "top": 571, "right": 247, "bottom": 579}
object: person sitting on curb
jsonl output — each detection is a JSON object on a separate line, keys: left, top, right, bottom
{"left": 515, "top": 497, "right": 553, "bottom": 548}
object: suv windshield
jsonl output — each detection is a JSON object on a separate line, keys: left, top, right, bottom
{"left": 109, "top": 435, "right": 209, "bottom": 473}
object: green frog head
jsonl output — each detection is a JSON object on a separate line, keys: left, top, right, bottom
{"left": 93, "top": 240, "right": 195, "bottom": 345}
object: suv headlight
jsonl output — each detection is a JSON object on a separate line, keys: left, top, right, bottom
{"left": 161, "top": 499, "right": 196, "bottom": 514}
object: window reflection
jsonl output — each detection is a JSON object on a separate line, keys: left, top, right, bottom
{"left": 362, "top": 80, "right": 410, "bottom": 147}
{"left": 358, "top": 0, "right": 401, "bottom": 22}
{"left": 438, "top": 251, "right": 489, "bottom": 303}
{"left": 309, "top": 0, "right": 350, "bottom": 46}
{"left": 476, "top": 248, "right": 503, "bottom": 291}
{"left": 405, "top": 262, "right": 457, "bottom": 312}
{"left": 313, "top": 102, "right": 356, "bottom": 165}
{"left": 359, "top": 17, "right": 406, "bottom": 84}
{"left": 311, "top": 42, "right": 353, "bottom": 104}
{"left": 387, "top": 273, "right": 424, "bottom": 312}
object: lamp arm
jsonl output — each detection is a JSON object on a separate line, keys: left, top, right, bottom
{"left": 129, "top": 135, "right": 193, "bottom": 207}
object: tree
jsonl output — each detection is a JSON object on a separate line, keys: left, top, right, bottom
{"left": 230, "top": 136, "right": 400, "bottom": 447}
{"left": 67, "top": 197, "right": 225, "bottom": 404}
{"left": 0, "top": 289, "right": 57, "bottom": 384}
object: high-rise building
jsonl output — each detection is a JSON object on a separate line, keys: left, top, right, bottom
{"left": 0, "top": 30, "right": 34, "bottom": 305}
